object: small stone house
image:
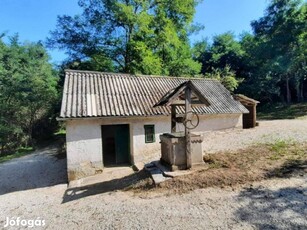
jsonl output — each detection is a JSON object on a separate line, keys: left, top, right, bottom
{"left": 58, "top": 70, "right": 248, "bottom": 181}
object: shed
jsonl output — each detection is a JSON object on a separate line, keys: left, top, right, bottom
{"left": 234, "top": 94, "right": 260, "bottom": 129}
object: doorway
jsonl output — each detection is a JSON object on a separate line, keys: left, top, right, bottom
{"left": 101, "top": 124, "right": 130, "bottom": 166}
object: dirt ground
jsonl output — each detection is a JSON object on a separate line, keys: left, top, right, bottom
{"left": 0, "top": 119, "right": 306, "bottom": 229}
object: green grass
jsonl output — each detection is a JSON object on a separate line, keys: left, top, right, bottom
{"left": 0, "top": 147, "right": 34, "bottom": 164}
{"left": 270, "top": 140, "right": 288, "bottom": 152}
{"left": 268, "top": 140, "right": 289, "bottom": 160}
{"left": 258, "top": 102, "right": 307, "bottom": 120}
{"left": 54, "top": 128, "right": 66, "bottom": 136}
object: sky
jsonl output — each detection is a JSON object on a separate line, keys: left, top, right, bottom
{"left": 0, "top": 0, "right": 268, "bottom": 64}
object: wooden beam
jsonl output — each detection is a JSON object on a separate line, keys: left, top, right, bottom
{"left": 154, "top": 80, "right": 211, "bottom": 107}
{"left": 187, "top": 81, "right": 211, "bottom": 106}
{"left": 171, "top": 105, "right": 176, "bottom": 133}
{"left": 164, "top": 87, "right": 186, "bottom": 106}
{"left": 185, "top": 87, "right": 192, "bottom": 169}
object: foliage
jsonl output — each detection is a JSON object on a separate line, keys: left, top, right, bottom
{"left": 0, "top": 35, "right": 58, "bottom": 154}
{"left": 47, "top": 0, "right": 202, "bottom": 76}
{"left": 194, "top": 32, "right": 244, "bottom": 91}
{"left": 204, "top": 32, "right": 244, "bottom": 73}
{"left": 204, "top": 66, "right": 242, "bottom": 92}
{"left": 239, "top": 0, "right": 307, "bottom": 103}
{"left": 195, "top": 0, "right": 306, "bottom": 103}
{"left": 0, "top": 147, "right": 33, "bottom": 164}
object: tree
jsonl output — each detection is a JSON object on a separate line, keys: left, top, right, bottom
{"left": 196, "top": 32, "right": 244, "bottom": 74}
{"left": 204, "top": 66, "right": 242, "bottom": 92}
{"left": 194, "top": 33, "right": 244, "bottom": 91}
{"left": 47, "top": 0, "right": 202, "bottom": 76}
{"left": 249, "top": 0, "right": 307, "bottom": 103}
{"left": 236, "top": 33, "right": 283, "bottom": 102}
{"left": 194, "top": 1, "right": 306, "bottom": 103}
{"left": 0, "top": 35, "right": 58, "bottom": 152}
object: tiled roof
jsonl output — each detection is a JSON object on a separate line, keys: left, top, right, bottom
{"left": 59, "top": 70, "right": 248, "bottom": 119}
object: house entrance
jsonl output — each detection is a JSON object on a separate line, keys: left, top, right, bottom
{"left": 101, "top": 124, "right": 130, "bottom": 166}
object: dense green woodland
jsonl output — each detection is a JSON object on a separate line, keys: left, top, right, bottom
{"left": 0, "top": 36, "right": 58, "bottom": 153}
{"left": 0, "top": 0, "right": 306, "bottom": 153}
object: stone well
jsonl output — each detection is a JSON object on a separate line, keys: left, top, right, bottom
{"left": 160, "top": 132, "right": 204, "bottom": 171}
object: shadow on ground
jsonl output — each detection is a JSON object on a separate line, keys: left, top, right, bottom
{"left": 234, "top": 158, "right": 307, "bottom": 229}
{"left": 0, "top": 143, "right": 67, "bottom": 195}
{"left": 258, "top": 103, "right": 307, "bottom": 120}
{"left": 62, "top": 170, "right": 151, "bottom": 203}
{"left": 267, "top": 159, "right": 307, "bottom": 178}
{"left": 235, "top": 185, "right": 307, "bottom": 229}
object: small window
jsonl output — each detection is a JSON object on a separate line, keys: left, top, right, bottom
{"left": 144, "top": 125, "right": 155, "bottom": 143}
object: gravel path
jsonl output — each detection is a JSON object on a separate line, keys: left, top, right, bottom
{"left": 203, "top": 119, "right": 307, "bottom": 153}
{"left": 0, "top": 177, "right": 306, "bottom": 229}
{"left": 0, "top": 145, "right": 67, "bottom": 196}
{"left": 0, "top": 119, "right": 306, "bottom": 229}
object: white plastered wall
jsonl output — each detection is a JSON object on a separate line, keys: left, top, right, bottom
{"left": 65, "top": 116, "right": 171, "bottom": 181}
{"left": 176, "top": 114, "right": 242, "bottom": 133}
{"left": 66, "top": 120, "right": 103, "bottom": 181}
{"left": 65, "top": 113, "right": 242, "bottom": 180}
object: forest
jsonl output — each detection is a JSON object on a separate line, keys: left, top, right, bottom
{"left": 0, "top": 0, "right": 306, "bottom": 153}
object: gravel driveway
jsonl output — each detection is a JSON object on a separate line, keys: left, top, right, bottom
{"left": 0, "top": 119, "right": 306, "bottom": 229}
{"left": 0, "top": 144, "right": 67, "bottom": 195}
{"left": 203, "top": 119, "right": 307, "bottom": 153}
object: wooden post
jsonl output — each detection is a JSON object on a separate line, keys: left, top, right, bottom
{"left": 185, "top": 87, "right": 192, "bottom": 169}
{"left": 171, "top": 105, "right": 176, "bottom": 133}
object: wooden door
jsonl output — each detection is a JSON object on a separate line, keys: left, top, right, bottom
{"left": 115, "top": 125, "right": 130, "bottom": 164}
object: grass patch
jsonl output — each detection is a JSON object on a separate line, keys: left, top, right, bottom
{"left": 0, "top": 147, "right": 34, "bottom": 164}
{"left": 269, "top": 140, "right": 290, "bottom": 160}
{"left": 258, "top": 103, "right": 307, "bottom": 120}
{"left": 131, "top": 140, "right": 307, "bottom": 195}
{"left": 54, "top": 128, "right": 66, "bottom": 136}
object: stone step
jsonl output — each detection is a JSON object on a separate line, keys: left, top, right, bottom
{"left": 144, "top": 163, "right": 171, "bottom": 185}
{"left": 153, "top": 160, "right": 194, "bottom": 178}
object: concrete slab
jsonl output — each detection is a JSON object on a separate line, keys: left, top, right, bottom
{"left": 69, "top": 166, "right": 135, "bottom": 188}
{"left": 153, "top": 160, "right": 207, "bottom": 178}
{"left": 145, "top": 160, "right": 208, "bottom": 184}
{"left": 152, "top": 161, "right": 171, "bottom": 175}
{"left": 144, "top": 163, "right": 171, "bottom": 185}
{"left": 133, "top": 162, "right": 145, "bottom": 171}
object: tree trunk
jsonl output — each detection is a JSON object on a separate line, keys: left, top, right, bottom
{"left": 300, "top": 83, "right": 304, "bottom": 102}
{"left": 27, "top": 126, "right": 33, "bottom": 147}
{"left": 286, "top": 75, "right": 291, "bottom": 104}
{"left": 27, "top": 113, "right": 34, "bottom": 147}
{"left": 296, "top": 82, "right": 301, "bottom": 102}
